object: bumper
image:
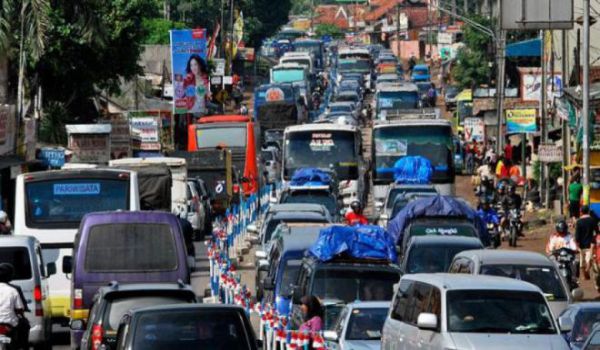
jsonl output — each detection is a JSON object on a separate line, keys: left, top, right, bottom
{"left": 49, "top": 295, "right": 71, "bottom": 319}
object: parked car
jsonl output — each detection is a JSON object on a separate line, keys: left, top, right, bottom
{"left": 581, "top": 323, "right": 600, "bottom": 350}
{"left": 558, "top": 303, "right": 600, "bottom": 350}
{"left": 0, "top": 236, "right": 55, "bottom": 349}
{"left": 400, "top": 236, "right": 484, "bottom": 274}
{"left": 449, "top": 250, "right": 577, "bottom": 317}
{"left": 382, "top": 273, "right": 570, "bottom": 350}
{"left": 324, "top": 301, "right": 390, "bottom": 350}
{"left": 114, "top": 304, "right": 259, "bottom": 350}
{"left": 75, "top": 282, "right": 197, "bottom": 350}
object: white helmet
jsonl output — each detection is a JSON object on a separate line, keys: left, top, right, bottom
{"left": 0, "top": 211, "right": 7, "bottom": 224}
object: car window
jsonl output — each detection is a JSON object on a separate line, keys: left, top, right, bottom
{"left": 572, "top": 310, "right": 600, "bottom": 343}
{"left": 311, "top": 269, "right": 398, "bottom": 303}
{"left": 404, "top": 282, "right": 432, "bottom": 325}
{"left": 106, "top": 295, "right": 194, "bottom": 330}
{"left": 345, "top": 307, "right": 388, "bottom": 340}
{"left": 391, "top": 280, "right": 412, "bottom": 321}
{"left": 334, "top": 307, "right": 349, "bottom": 336}
{"left": 480, "top": 264, "right": 567, "bottom": 301}
{"left": 0, "top": 247, "right": 32, "bottom": 280}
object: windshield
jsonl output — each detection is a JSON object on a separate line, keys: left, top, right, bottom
{"left": 457, "top": 101, "right": 473, "bottom": 121}
{"left": 26, "top": 178, "right": 129, "bottom": 229}
{"left": 345, "top": 308, "right": 388, "bottom": 340}
{"left": 408, "top": 223, "right": 477, "bottom": 238}
{"left": 377, "top": 91, "right": 420, "bottom": 111}
{"left": 406, "top": 244, "right": 480, "bottom": 273}
{"left": 279, "top": 259, "right": 302, "bottom": 295}
{"left": 446, "top": 290, "right": 556, "bottom": 334}
{"left": 480, "top": 265, "right": 567, "bottom": 301}
{"left": 280, "top": 192, "right": 337, "bottom": 217}
{"left": 133, "top": 309, "right": 250, "bottom": 349}
{"left": 263, "top": 217, "right": 327, "bottom": 243}
{"left": 196, "top": 126, "right": 247, "bottom": 149}
{"left": 284, "top": 130, "right": 358, "bottom": 180}
{"left": 106, "top": 295, "right": 193, "bottom": 330}
{"left": 374, "top": 125, "right": 454, "bottom": 183}
{"left": 339, "top": 59, "right": 370, "bottom": 72}
{"left": 0, "top": 247, "right": 32, "bottom": 280}
{"left": 571, "top": 310, "right": 600, "bottom": 343}
{"left": 273, "top": 69, "right": 305, "bottom": 83}
{"left": 312, "top": 269, "right": 399, "bottom": 303}
{"left": 85, "top": 223, "right": 177, "bottom": 272}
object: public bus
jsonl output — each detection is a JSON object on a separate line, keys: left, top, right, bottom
{"left": 187, "top": 115, "right": 260, "bottom": 196}
{"left": 372, "top": 119, "right": 455, "bottom": 200}
{"left": 454, "top": 89, "right": 473, "bottom": 131}
{"left": 282, "top": 123, "right": 365, "bottom": 205}
{"left": 14, "top": 169, "right": 140, "bottom": 321}
{"left": 292, "top": 39, "right": 325, "bottom": 70}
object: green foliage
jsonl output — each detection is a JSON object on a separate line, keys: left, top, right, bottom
{"left": 38, "top": 101, "right": 69, "bottom": 145}
{"left": 142, "top": 18, "right": 185, "bottom": 44}
{"left": 315, "top": 24, "right": 343, "bottom": 39}
{"left": 533, "top": 160, "right": 562, "bottom": 186}
{"left": 291, "top": 0, "right": 312, "bottom": 15}
{"left": 451, "top": 16, "right": 493, "bottom": 90}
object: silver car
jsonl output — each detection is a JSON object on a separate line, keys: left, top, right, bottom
{"left": 375, "top": 184, "right": 438, "bottom": 227}
{"left": 382, "top": 273, "right": 570, "bottom": 350}
{"left": 325, "top": 301, "right": 390, "bottom": 350}
{"left": 449, "top": 249, "right": 579, "bottom": 316}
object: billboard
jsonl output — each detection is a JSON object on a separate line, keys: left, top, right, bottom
{"left": 506, "top": 109, "right": 538, "bottom": 133}
{"left": 170, "top": 29, "right": 208, "bottom": 115}
{"left": 129, "top": 112, "right": 161, "bottom": 151}
{"left": 501, "top": 0, "right": 573, "bottom": 30}
{"left": 464, "top": 117, "right": 485, "bottom": 142}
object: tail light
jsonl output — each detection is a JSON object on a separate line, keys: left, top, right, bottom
{"left": 233, "top": 184, "right": 240, "bottom": 193}
{"left": 91, "top": 324, "right": 103, "bottom": 350}
{"left": 34, "top": 285, "right": 43, "bottom": 317}
{"left": 74, "top": 288, "right": 83, "bottom": 309}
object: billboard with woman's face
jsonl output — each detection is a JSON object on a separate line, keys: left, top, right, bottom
{"left": 170, "top": 29, "right": 208, "bottom": 115}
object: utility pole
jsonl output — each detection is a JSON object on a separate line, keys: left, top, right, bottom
{"left": 396, "top": 3, "right": 401, "bottom": 59}
{"left": 541, "top": 30, "right": 549, "bottom": 208}
{"left": 583, "top": 0, "right": 591, "bottom": 192}
{"left": 495, "top": 30, "right": 506, "bottom": 154}
{"left": 220, "top": 0, "right": 225, "bottom": 58}
{"left": 562, "top": 29, "right": 570, "bottom": 215}
{"left": 463, "top": 0, "right": 468, "bottom": 15}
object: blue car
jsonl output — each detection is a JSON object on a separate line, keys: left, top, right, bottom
{"left": 559, "top": 303, "right": 600, "bottom": 349}
{"left": 411, "top": 64, "right": 431, "bottom": 82}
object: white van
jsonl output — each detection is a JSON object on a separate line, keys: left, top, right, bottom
{"left": 0, "top": 236, "right": 55, "bottom": 347}
{"left": 382, "top": 273, "right": 570, "bottom": 350}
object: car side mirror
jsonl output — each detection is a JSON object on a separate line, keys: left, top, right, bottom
{"left": 62, "top": 256, "right": 73, "bottom": 274}
{"left": 323, "top": 330, "right": 338, "bottom": 342}
{"left": 46, "top": 262, "right": 57, "bottom": 276}
{"left": 417, "top": 313, "right": 437, "bottom": 330}
{"left": 70, "top": 319, "right": 85, "bottom": 331}
{"left": 558, "top": 315, "right": 573, "bottom": 333}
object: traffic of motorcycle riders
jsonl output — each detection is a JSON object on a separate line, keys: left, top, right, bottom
{"left": 1, "top": 38, "right": 600, "bottom": 350}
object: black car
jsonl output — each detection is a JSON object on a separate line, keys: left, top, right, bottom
{"left": 74, "top": 282, "right": 197, "bottom": 350}
{"left": 114, "top": 304, "right": 259, "bottom": 350}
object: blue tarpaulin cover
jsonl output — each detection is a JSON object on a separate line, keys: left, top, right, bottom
{"left": 387, "top": 195, "right": 489, "bottom": 246}
{"left": 505, "top": 38, "right": 541, "bottom": 58}
{"left": 290, "top": 168, "right": 332, "bottom": 186}
{"left": 377, "top": 156, "right": 433, "bottom": 184}
{"left": 309, "top": 225, "right": 398, "bottom": 262}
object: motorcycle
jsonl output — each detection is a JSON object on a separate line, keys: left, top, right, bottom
{"left": 487, "top": 222, "right": 501, "bottom": 248}
{"left": 551, "top": 247, "right": 579, "bottom": 291}
{"left": 506, "top": 208, "right": 523, "bottom": 247}
{"left": 0, "top": 324, "right": 11, "bottom": 350}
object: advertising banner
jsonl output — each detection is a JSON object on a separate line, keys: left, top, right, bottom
{"left": 538, "top": 144, "right": 563, "bottom": 162}
{"left": 170, "top": 29, "right": 208, "bottom": 115}
{"left": 463, "top": 117, "right": 485, "bottom": 142}
{"left": 506, "top": 109, "right": 538, "bottom": 133}
{"left": 129, "top": 112, "right": 161, "bottom": 151}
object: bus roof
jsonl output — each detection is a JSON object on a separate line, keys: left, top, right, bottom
{"left": 19, "top": 168, "right": 135, "bottom": 181}
{"left": 373, "top": 119, "right": 452, "bottom": 129}
{"left": 198, "top": 115, "right": 251, "bottom": 124}
{"left": 377, "top": 82, "right": 419, "bottom": 92}
{"left": 284, "top": 123, "right": 357, "bottom": 133}
{"left": 456, "top": 89, "right": 473, "bottom": 101}
{"left": 109, "top": 157, "right": 186, "bottom": 167}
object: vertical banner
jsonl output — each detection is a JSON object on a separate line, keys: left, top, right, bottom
{"left": 170, "top": 29, "right": 208, "bottom": 115}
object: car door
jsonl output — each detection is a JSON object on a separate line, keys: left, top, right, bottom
{"left": 417, "top": 284, "right": 443, "bottom": 350}
{"left": 383, "top": 279, "right": 415, "bottom": 350}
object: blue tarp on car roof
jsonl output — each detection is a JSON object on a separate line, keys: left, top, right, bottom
{"left": 386, "top": 195, "right": 489, "bottom": 246}
{"left": 505, "top": 38, "right": 541, "bottom": 57}
{"left": 309, "top": 225, "right": 398, "bottom": 262}
{"left": 290, "top": 168, "right": 332, "bottom": 186}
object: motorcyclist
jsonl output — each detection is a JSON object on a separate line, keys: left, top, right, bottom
{"left": 0, "top": 263, "right": 26, "bottom": 349}
{"left": 500, "top": 184, "right": 523, "bottom": 234}
{"left": 477, "top": 198, "right": 500, "bottom": 226}
{"left": 345, "top": 201, "right": 368, "bottom": 225}
{"left": 475, "top": 177, "right": 495, "bottom": 206}
{"left": 546, "top": 220, "right": 578, "bottom": 254}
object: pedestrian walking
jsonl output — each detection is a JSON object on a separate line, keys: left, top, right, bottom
{"left": 575, "top": 205, "right": 599, "bottom": 280}
{"left": 569, "top": 175, "right": 584, "bottom": 220}
{"left": 427, "top": 83, "right": 437, "bottom": 107}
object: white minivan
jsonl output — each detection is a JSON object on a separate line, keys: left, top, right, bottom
{"left": 382, "top": 273, "right": 570, "bottom": 350}
{"left": 0, "top": 236, "right": 55, "bottom": 348}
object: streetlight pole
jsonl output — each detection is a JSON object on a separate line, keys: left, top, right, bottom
{"left": 583, "top": 0, "right": 591, "bottom": 192}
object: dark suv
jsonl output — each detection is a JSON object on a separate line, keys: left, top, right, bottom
{"left": 289, "top": 256, "right": 401, "bottom": 327}
{"left": 73, "top": 282, "right": 197, "bottom": 350}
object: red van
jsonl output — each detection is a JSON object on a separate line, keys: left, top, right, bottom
{"left": 187, "top": 115, "right": 260, "bottom": 196}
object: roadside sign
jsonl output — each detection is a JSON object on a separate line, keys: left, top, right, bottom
{"left": 213, "top": 58, "right": 226, "bottom": 76}
{"left": 538, "top": 144, "right": 563, "bottom": 162}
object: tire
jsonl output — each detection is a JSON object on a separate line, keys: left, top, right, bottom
{"left": 510, "top": 226, "right": 517, "bottom": 247}
{"left": 493, "top": 234, "right": 501, "bottom": 249}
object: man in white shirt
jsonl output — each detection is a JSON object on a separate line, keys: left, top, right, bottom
{"left": 0, "top": 263, "right": 24, "bottom": 346}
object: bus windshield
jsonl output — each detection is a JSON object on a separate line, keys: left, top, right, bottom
{"left": 374, "top": 125, "right": 454, "bottom": 183}
{"left": 377, "top": 91, "right": 420, "bottom": 111}
{"left": 272, "top": 69, "right": 305, "bottom": 83}
{"left": 25, "top": 178, "right": 130, "bottom": 229}
{"left": 339, "top": 59, "right": 370, "bottom": 72}
{"left": 195, "top": 126, "right": 247, "bottom": 149}
{"left": 284, "top": 130, "right": 358, "bottom": 180}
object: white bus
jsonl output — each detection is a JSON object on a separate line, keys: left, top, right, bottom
{"left": 282, "top": 123, "right": 365, "bottom": 205}
{"left": 14, "top": 169, "right": 140, "bottom": 321}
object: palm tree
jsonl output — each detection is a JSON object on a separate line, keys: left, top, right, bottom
{"left": 0, "top": 0, "right": 50, "bottom": 104}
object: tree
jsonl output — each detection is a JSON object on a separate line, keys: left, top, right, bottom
{"left": 315, "top": 24, "right": 343, "bottom": 39}
{"left": 142, "top": 18, "right": 186, "bottom": 44}
{"left": 451, "top": 16, "right": 494, "bottom": 89}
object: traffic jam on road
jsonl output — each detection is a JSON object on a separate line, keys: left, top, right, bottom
{"left": 0, "top": 30, "right": 598, "bottom": 350}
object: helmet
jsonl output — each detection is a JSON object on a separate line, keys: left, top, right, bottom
{"left": 555, "top": 220, "right": 568, "bottom": 234}
{"left": 350, "top": 201, "right": 362, "bottom": 213}
{"left": 0, "top": 211, "right": 7, "bottom": 224}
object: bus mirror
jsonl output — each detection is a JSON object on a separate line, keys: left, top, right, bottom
{"left": 62, "top": 256, "right": 73, "bottom": 274}
{"left": 46, "top": 262, "right": 57, "bottom": 276}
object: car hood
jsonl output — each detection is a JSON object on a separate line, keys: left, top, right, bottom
{"left": 450, "top": 333, "right": 569, "bottom": 350}
{"left": 343, "top": 339, "right": 381, "bottom": 350}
